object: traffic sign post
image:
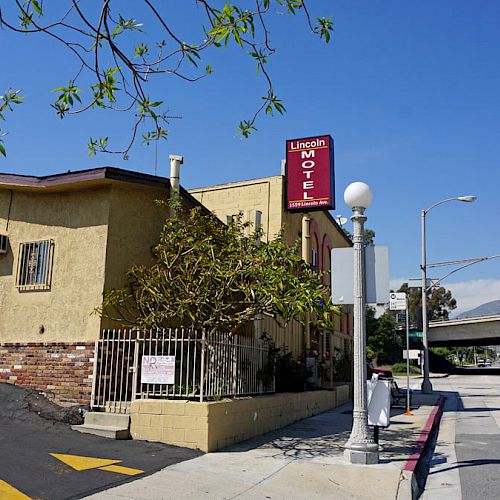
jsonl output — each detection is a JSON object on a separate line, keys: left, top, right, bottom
{"left": 389, "top": 292, "right": 412, "bottom": 416}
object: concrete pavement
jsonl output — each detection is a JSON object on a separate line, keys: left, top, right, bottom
{"left": 85, "top": 386, "right": 443, "bottom": 500}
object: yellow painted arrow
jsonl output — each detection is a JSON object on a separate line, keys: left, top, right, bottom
{"left": 50, "top": 453, "right": 143, "bottom": 476}
{"left": 99, "top": 464, "right": 144, "bottom": 475}
{"left": 50, "top": 454, "right": 121, "bottom": 471}
{"left": 0, "top": 480, "right": 31, "bottom": 499}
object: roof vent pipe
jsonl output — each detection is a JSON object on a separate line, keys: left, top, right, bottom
{"left": 169, "top": 154, "right": 184, "bottom": 194}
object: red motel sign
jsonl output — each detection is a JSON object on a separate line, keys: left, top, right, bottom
{"left": 285, "top": 135, "right": 335, "bottom": 212}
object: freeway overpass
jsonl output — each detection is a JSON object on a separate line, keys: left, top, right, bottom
{"left": 429, "top": 315, "right": 500, "bottom": 346}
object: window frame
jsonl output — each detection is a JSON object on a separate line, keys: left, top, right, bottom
{"left": 16, "top": 239, "right": 55, "bottom": 291}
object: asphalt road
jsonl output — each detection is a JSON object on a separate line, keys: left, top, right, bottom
{"left": 421, "top": 371, "right": 500, "bottom": 499}
{"left": 0, "top": 384, "right": 202, "bottom": 499}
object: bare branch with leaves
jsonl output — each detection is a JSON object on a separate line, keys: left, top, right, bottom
{"left": 0, "top": 1, "right": 333, "bottom": 157}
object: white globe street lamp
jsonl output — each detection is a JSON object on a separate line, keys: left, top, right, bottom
{"left": 420, "top": 194, "right": 477, "bottom": 394}
{"left": 343, "top": 181, "right": 379, "bottom": 465}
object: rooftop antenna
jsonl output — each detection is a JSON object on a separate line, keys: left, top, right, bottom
{"left": 154, "top": 139, "right": 159, "bottom": 176}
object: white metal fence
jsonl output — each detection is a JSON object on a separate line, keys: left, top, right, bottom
{"left": 91, "top": 328, "right": 275, "bottom": 413}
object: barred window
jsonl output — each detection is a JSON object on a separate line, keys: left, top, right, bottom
{"left": 16, "top": 240, "right": 54, "bottom": 290}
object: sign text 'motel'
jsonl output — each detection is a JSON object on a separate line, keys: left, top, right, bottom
{"left": 285, "top": 135, "right": 335, "bottom": 212}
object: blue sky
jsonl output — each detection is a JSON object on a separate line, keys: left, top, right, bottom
{"left": 2, "top": 1, "right": 500, "bottom": 313}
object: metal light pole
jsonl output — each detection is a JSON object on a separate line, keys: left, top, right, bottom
{"left": 344, "top": 182, "right": 379, "bottom": 465}
{"left": 420, "top": 195, "right": 476, "bottom": 394}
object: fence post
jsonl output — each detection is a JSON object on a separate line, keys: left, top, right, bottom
{"left": 199, "top": 329, "right": 206, "bottom": 402}
{"left": 232, "top": 335, "right": 237, "bottom": 395}
{"left": 131, "top": 332, "right": 140, "bottom": 402}
{"left": 90, "top": 339, "right": 99, "bottom": 409}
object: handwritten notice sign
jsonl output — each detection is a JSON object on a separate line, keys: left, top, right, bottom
{"left": 141, "top": 355, "right": 175, "bottom": 385}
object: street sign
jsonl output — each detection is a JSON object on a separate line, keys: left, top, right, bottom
{"left": 389, "top": 292, "right": 407, "bottom": 311}
{"left": 406, "top": 278, "right": 439, "bottom": 289}
{"left": 402, "top": 349, "right": 421, "bottom": 360}
{"left": 396, "top": 312, "right": 407, "bottom": 324}
{"left": 331, "top": 246, "right": 390, "bottom": 304}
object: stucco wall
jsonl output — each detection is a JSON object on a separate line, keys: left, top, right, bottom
{"left": 0, "top": 188, "right": 110, "bottom": 342}
{"left": 190, "top": 177, "right": 284, "bottom": 243}
{"left": 103, "top": 184, "right": 169, "bottom": 291}
{"left": 131, "top": 386, "right": 350, "bottom": 452}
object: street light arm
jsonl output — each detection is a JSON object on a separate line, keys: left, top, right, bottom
{"left": 427, "top": 254, "right": 500, "bottom": 268}
{"left": 424, "top": 197, "right": 465, "bottom": 215}
{"left": 427, "top": 254, "right": 500, "bottom": 291}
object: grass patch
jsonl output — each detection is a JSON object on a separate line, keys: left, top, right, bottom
{"left": 391, "top": 362, "right": 421, "bottom": 376}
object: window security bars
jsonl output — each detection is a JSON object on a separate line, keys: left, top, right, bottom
{"left": 91, "top": 328, "right": 275, "bottom": 414}
{"left": 16, "top": 240, "right": 54, "bottom": 290}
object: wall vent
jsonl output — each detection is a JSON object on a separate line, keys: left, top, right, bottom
{"left": 0, "top": 234, "right": 8, "bottom": 254}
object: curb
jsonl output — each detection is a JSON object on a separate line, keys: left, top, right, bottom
{"left": 396, "top": 395, "right": 445, "bottom": 500}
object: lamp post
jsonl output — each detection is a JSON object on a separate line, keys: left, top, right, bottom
{"left": 344, "top": 181, "right": 379, "bottom": 465}
{"left": 420, "top": 195, "right": 476, "bottom": 394}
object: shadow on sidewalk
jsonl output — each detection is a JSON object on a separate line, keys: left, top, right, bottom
{"left": 223, "top": 402, "right": 354, "bottom": 459}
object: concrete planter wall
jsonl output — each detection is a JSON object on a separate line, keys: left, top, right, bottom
{"left": 130, "top": 385, "right": 350, "bottom": 452}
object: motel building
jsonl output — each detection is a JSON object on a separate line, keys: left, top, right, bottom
{"left": 0, "top": 137, "right": 354, "bottom": 450}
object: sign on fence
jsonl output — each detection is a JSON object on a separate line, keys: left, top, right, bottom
{"left": 141, "top": 355, "right": 176, "bottom": 385}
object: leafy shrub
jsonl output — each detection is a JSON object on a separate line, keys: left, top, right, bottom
{"left": 258, "top": 335, "right": 308, "bottom": 392}
{"left": 391, "top": 362, "right": 420, "bottom": 374}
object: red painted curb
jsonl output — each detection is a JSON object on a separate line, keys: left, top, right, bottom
{"left": 403, "top": 395, "right": 445, "bottom": 472}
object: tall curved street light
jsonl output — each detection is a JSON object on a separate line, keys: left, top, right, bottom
{"left": 344, "top": 182, "right": 379, "bottom": 465}
{"left": 421, "top": 195, "right": 477, "bottom": 394}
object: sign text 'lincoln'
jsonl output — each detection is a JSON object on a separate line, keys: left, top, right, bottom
{"left": 285, "top": 134, "right": 335, "bottom": 211}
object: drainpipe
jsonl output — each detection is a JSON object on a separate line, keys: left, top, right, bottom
{"left": 169, "top": 154, "right": 183, "bottom": 215}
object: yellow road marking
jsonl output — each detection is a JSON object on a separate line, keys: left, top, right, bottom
{"left": 99, "top": 465, "right": 144, "bottom": 476}
{"left": 0, "top": 480, "right": 31, "bottom": 499}
{"left": 50, "top": 453, "right": 121, "bottom": 471}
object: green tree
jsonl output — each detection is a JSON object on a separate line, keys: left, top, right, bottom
{"left": 397, "top": 282, "right": 457, "bottom": 327}
{"left": 99, "top": 201, "right": 339, "bottom": 333}
{"left": 0, "top": 1, "right": 333, "bottom": 157}
{"left": 366, "top": 307, "right": 402, "bottom": 365}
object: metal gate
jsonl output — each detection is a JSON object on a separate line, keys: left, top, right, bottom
{"left": 91, "top": 328, "right": 274, "bottom": 413}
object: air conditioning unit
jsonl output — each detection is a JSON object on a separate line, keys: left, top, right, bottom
{"left": 0, "top": 234, "right": 8, "bottom": 254}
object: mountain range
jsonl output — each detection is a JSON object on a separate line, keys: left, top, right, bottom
{"left": 455, "top": 299, "right": 500, "bottom": 319}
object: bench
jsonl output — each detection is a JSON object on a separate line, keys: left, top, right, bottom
{"left": 391, "top": 380, "right": 411, "bottom": 407}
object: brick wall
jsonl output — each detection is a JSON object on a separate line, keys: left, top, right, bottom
{"left": 0, "top": 342, "right": 95, "bottom": 406}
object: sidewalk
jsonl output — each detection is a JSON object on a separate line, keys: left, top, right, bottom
{"left": 85, "top": 391, "right": 443, "bottom": 500}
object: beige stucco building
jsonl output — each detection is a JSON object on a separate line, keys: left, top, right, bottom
{"left": 0, "top": 167, "right": 353, "bottom": 404}
{"left": 0, "top": 167, "right": 203, "bottom": 403}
